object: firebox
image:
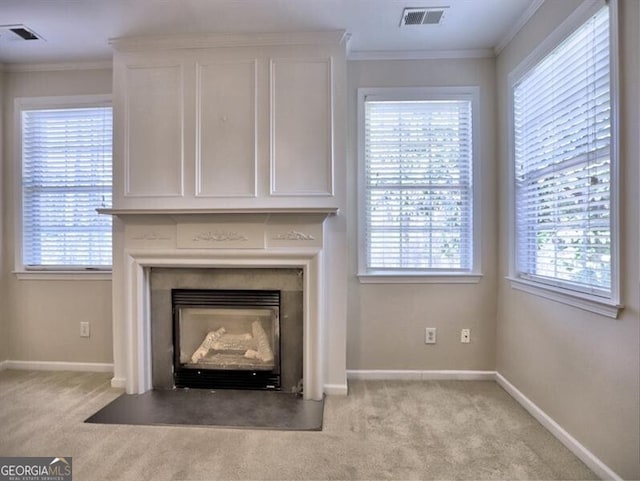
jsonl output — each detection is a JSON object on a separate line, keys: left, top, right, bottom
{"left": 172, "top": 289, "right": 281, "bottom": 390}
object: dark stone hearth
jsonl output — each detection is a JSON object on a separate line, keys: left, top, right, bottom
{"left": 85, "top": 388, "right": 323, "bottom": 431}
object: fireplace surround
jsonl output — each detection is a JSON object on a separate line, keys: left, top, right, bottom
{"left": 150, "top": 267, "right": 304, "bottom": 392}
{"left": 106, "top": 211, "right": 339, "bottom": 401}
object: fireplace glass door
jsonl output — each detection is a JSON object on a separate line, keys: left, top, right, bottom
{"left": 178, "top": 307, "right": 278, "bottom": 370}
{"left": 172, "top": 289, "right": 281, "bottom": 390}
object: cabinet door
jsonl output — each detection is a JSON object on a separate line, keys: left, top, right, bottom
{"left": 270, "top": 58, "right": 333, "bottom": 196}
{"left": 124, "top": 63, "right": 184, "bottom": 197}
{"left": 196, "top": 60, "right": 257, "bottom": 197}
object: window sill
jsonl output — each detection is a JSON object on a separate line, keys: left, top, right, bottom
{"left": 14, "top": 270, "right": 112, "bottom": 281}
{"left": 507, "top": 276, "right": 622, "bottom": 319}
{"left": 358, "top": 273, "right": 483, "bottom": 284}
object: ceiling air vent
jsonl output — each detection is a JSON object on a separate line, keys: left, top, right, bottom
{"left": 0, "top": 25, "right": 42, "bottom": 42}
{"left": 400, "top": 7, "right": 448, "bottom": 27}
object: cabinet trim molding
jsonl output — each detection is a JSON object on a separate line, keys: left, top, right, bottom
{"left": 123, "top": 62, "right": 185, "bottom": 198}
{"left": 195, "top": 59, "right": 258, "bottom": 198}
{"left": 110, "top": 31, "right": 348, "bottom": 52}
{"left": 269, "top": 57, "right": 334, "bottom": 197}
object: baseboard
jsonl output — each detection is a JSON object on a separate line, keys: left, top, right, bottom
{"left": 347, "top": 369, "right": 496, "bottom": 381}
{"left": 110, "top": 377, "right": 126, "bottom": 389}
{"left": 0, "top": 360, "right": 7, "bottom": 371}
{"left": 3, "top": 360, "right": 114, "bottom": 373}
{"left": 324, "top": 383, "right": 348, "bottom": 396}
{"left": 496, "top": 372, "right": 622, "bottom": 481}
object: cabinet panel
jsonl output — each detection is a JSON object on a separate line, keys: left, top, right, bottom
{"left": 125, "top": 64, "right": 183, "bottom": 197}
{"left": 270, "top": 58, "right": 333, "bottom": 196}
{"left": 196, "top": 60, "right": 257, "bottom": 197}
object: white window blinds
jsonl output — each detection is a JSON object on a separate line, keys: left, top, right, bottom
{"left": 21, "top": 106, "right": 113, "bottom": 268}
{"left": 514, "top": 5, "right": 612, "bottom": 295}
{"left": 364, "top": 98, "right": 473, "bottom": 271}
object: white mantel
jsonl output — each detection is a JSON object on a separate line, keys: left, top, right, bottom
{"left": 109, "top": 211, "right": 345, "bottom": 401}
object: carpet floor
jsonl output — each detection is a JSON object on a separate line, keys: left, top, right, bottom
{"left": 0, "top": 370, "right": 596, "bottom": 481}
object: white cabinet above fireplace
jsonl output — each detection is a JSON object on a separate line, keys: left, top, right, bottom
{"left": 111, "top": 31, "right": 346, "bottom": 211}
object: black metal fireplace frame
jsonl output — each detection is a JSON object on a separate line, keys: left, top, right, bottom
{"left": 172, "top": 289, "right": 281, "bottom": 390}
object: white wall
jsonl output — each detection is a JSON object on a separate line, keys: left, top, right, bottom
{"left": 2, "top": 68, "right": 113, "bottom": 364}
{"left": 495, "top": 1, "right": 640, "bottom": 479}
{"left": 346, "top": 57, "right": 498, "bottom": 372}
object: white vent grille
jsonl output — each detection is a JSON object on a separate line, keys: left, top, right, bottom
{"left": 400, "top": 7, "right": 448, "bottom": 26}
{"left": 0, "top": 24, "right": 42, "bottom": 42}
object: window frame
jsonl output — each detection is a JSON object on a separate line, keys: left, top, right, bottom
{"left": 14, "top": 94, "right": 113, "bottom": 280}
{"left": 506, "top": 0, "right": 621, "bottom": 317}
{"left": 357, "top": 86, "right": 482, "bottom": 284}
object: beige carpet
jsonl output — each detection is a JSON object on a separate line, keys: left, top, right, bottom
{"left": 0, "top": 370, "right": 596, "bottom": 481}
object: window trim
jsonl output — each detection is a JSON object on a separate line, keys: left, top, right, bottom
{"left": 357, "top": 86, "right": 482, "bottom": 282}
{"left": 14, "top": 94, "right": 113, "bottom": 279}
{"left": 506, "top": 0, "right": 622, "bottom": 317}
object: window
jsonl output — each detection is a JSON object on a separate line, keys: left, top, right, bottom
{"left": 358, "top": 87, "right": 480, "bottom": 281}
{"left": 18, "top": 96, "right": 113, "bottom": 272}
{"left": 510, "top": 1, "right": 620, "bottom": 313}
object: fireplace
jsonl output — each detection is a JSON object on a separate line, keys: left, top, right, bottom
{"left": 107, "top": 210, "right": 347, "bottom": 400}
{"left": 172, "top": 288, "right": 281, "bottom": 390}
{"left": 150, "top": 267, "right": 303, "bottom": 393}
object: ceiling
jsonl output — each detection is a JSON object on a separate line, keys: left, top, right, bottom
{"left": 0, "top": 0, "right": 538, "bottom": 65}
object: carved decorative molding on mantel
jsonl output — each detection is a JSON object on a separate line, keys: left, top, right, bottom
{"left": 273, "top": 231, "right": 315, "bottom": 241}
{"left": 192, "top": 231, "right": 249, "bottom": 243}
{"left": 131, "top": 231, "right": 172, "bottom": 241}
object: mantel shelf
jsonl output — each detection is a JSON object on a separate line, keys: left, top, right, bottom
{"left": 97, "top": 207, "right": 339, "bottom": 216}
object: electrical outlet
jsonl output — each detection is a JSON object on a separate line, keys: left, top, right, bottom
{"left": 425, "top": 327, "right": 436, "bottom": 344}
{"left": 461, "top": 328, "right": 470, "bottom": 343}
{"left": 80, "top": 321, "right": 90, "bottom": 338}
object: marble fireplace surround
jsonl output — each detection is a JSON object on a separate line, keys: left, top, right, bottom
{"left": 150, "top": 267, "right": 304, "bottom": 393}
{"left": 108, "top": 209, "right": 336, "bottom": 401}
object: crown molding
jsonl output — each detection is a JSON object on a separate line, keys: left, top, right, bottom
{"left": 494, "top": 0, "right": 545, "bottom": 55}
{"left": 4, "top": 60, "right": 112, "bottom": 73}
{"left": 110, "top": 30, "right": 348, "bottom": 52}
{"left": 348, "top": 48, "right": 494, "bottom": 61}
